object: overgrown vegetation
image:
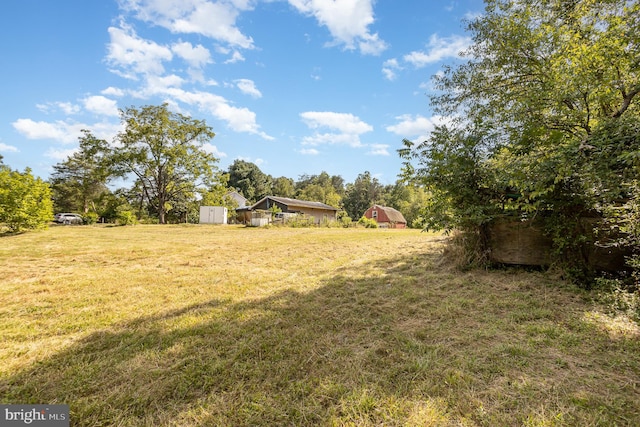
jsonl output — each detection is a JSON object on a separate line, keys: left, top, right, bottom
{"left": 0, "top": 157, "right": 53, "bottom": 233}
{"left": 400, "top": 0, "right": 640, "bottom": 285}
{"left": 1, "top": 226, "right": 639, "bottom": 425}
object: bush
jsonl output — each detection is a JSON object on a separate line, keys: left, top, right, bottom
{"left": 83, "top": 212, "right": 99, "bottom": 225}
{"left": 358, "top": 216, "right": 378, "bottom": 228}
{"left": 116, "top": 210, "right": 137, "bottom": 226}
{"left": 286, "top": 214, "right": 316, "bottom": 228}
{"left": 0, "top": 166, "right": 53, "bottom": 232}
{"left": 596, "top": 278, "right": 640, "bottom": 323}
{"left": 339, "top": 216, "right": 353, "bottom": 228}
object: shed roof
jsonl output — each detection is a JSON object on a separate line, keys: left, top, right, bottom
{"left": 253, "top": 196, "right": 339, "bottom": 211}
{"left": 372, "top": 205, "right": 407, "bottom": 223}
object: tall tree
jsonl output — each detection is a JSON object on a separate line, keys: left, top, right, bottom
{"left": 227, "top": 160, "right": 272, "bottom": 202}
{"left": 384, "top": 181, "right": 431, "bottom": 228}
{"left": 272, "top": 176, "right": 296, "bottom": 198}
{"left": 401, "top": 0, "right": 640, "bottom": 275}
{"left": 343, "top": 171, "right": 384, "bottom": 219}
{"left": 295, "top": 172, "right": 343, "bottom": 207}
{"left": 50, "top": 130, "right": 111, "bottom": 214}
{"left": 113, "top": 104, "right": 218, "bottom": 224}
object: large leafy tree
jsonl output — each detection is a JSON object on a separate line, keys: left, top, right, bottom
{"left": 384, "top": 180, "right": 431, "bottom": 229}
{"left": 113, "top": 104, "right": 218, "bottom": 224}
{"left": 227, "top": 160, "right": 272, "bottom": 202}
{"left": 272, "top": 176, "right": 296, "bottom": 198}
{"left": 402, "top": 0, "right": 639, "bottom": 272}
{"left": 50, "top": 130, "right": 111, "bottom": 214}
{"left": 343, "top": 171, "right": 385, "bottom": 219}
{"left": 0, "top": 164, "right": 53, "bottom": 232}
{"left": 295, "top": 172, "right": 343, "bottom": 207}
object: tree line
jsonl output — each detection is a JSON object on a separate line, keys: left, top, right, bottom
{"left": 225, "top": 160, "right": 428, "bottom": 226}
{"left": 0, "top": 104, "right": 428, "bottom": 231}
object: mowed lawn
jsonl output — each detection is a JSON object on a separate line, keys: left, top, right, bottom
{"left": 1, "top": 225, "right": 639, "bottom": 426}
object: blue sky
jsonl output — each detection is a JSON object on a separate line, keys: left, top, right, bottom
{"left": 0, "top": 0, "right": 483, "bottom": 185}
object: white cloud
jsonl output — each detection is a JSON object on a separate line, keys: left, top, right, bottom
{"left": 12, "top": 119, "right": 85, "bottom": 144}
{"left": 172, "top": 41, "right": 212, "bottom": 68}
{"left": 367, "top": 143, "right": 389, "bottom": 156}
{"left": 464, "top": 11, "right": 483, "bottom": 21}
{"left": 301, "top": 132, "right": 364, "bottom": 147}
{"left": 0, "top": 143, "right": 19, "bottom": 153}
{"left": 58, "top": 102, "right": 81, "bottom": 115}
{"left": 382, "top": 58, "right": 401, "bottom": 81}
{"left": 162, "top": 88, "right": 273, "bottom": 139}
{"left": 386, "top": 114, "right": 450, "bottom": 143}
{"left": 237, "top": 156, "right": 265, "bottom": 166}
{"left": 45, "top": 147, "right": 78, "bottom": 161}
{"left": 36, "top": 102, "right": 81, "bottom": 115}
{"left": 224, "top": 50, "right": 245, "bottom": 64}
{"left": 83, "top": 96, "right": 120, "bottom": 117}
{"left": 12, "top": 119, "right": 122, "bottom": 145}
{"left": 288, "top": 0, "right": 387, "bottom": 55}
{"left": 299, "top": 111, "right": 372, "bottom": 148}
{"left": 403, "top": 34, "right": 471, "bottom": 68}
{"left": 135, "top": 74, "right": 185, "bottom": 97}
{"left": 106, "top": 24, "right": 173, "bottom": 79}
{"left": 235, "top": 79, "right": 262, "bottom": 98}
{"left": 101, "top": 87, "right": 125, "bottom": 97}
{"left": 299, "top": 148, "right": 319, "bottom": 155}
{"left": 202, "top": 142, "right": 227, "bottom": 158}
{"left": 119, "top": 0, "right": 255, "bottom": 49}
{"left": 300, "top": 111, "right": 373, "bottom": 134}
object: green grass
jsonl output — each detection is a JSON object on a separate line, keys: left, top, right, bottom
{"left": 1, "top": 225, "right": 639, "bottom": 426}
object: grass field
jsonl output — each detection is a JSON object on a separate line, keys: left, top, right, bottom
{"left": 1, "top": 225, "right": 639, "bottom": 426}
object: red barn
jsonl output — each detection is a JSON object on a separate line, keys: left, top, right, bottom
{"left": 363, "top": 205, "right": 407, "bottom": 229}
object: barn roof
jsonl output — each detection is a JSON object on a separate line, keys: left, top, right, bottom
{"left": 372, "top": 205, "right": 407, "bottom": 223}
{"left": 252, "top": 196, "right": 339, "bottom": 211}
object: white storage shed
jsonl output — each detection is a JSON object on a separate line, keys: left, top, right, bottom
{"left": 199, "top": 206, "right": 228, "bottom": 224}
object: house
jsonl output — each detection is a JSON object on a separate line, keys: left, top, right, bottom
{"left": 225, "top": 191, "right": 248, "bottom": 208}
{"left": 363, "top": 204, "right": 407, "bottom": 229}
{"left": 250, "top": 196, "right": 339, "bottom": 224}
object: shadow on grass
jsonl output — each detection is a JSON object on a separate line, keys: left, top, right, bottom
{"left": 2, "top": 248, "right": 640, "bottom": 426}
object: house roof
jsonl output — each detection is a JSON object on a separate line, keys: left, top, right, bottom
{"left": 371, "top": 204, "right": 407, "bottom": 223}
{"left": 253, "top": 196, "right": 339, "bottom": 211}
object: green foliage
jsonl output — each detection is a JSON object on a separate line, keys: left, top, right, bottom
{"left": 358, "top": 216, "right": 378, "bottom": 228}
{"left": 284, "top": 214, "right": 316, "bottom": 228}
{"left": 337, "top": 211, "right": 353, "bottom": 228}
{"left": 401, "top": 0, "right": 640, "bottom": 281}
{"left": 267, "top": 204, "right": 282, "bottom": 218}
{"left": 227, "top": 160, "right": 272, "bottom": 203}
{"left": 295, "top": 172, "right": 343, "bottom": 208}
{"left": 596, "top": 277, "right": 640, "bottom": 324}
{"left": 343, "top": 171, "right": 384, "bottom": 220}
{"left": 112, "top": 104, "right": 219, "bottom": 224}
{"left": 0, "top": 166, "right": 53, "bottom": 232}
{"left": 50, "top": 130, "right": 112, "bottom": 214}
{"left": 272, "top": 176, "right": 296, "bottom": 198}
{"left": 116, "top": 209, "right": 137, "bottom": 226}
{"left": 83, "top": 212, "right": 99, "bottom": 225}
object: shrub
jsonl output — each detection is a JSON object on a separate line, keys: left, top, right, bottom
{"left": 0, "top": 166, "right": 53, "bottom": 232}
{"left": 358, "top": 216, "right": 378, "bottom": 228}
{"left": 286, "top": 214, "right": 316, "bottom": 228}
{"left": 116, "top": 210, "right": 137, "bottom": 226}
{"left": 596, "top": 278, "right": 640, "bottom": 323}
{"left": 83, "top": 212, "right": 99, "bottom": 225}
{"left": 339, "top": 216, "right": 353, "bottom": 228}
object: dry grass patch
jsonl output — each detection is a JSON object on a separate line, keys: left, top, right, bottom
{"left": 1, "top": 225, "right": 639, "bottom": 426}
